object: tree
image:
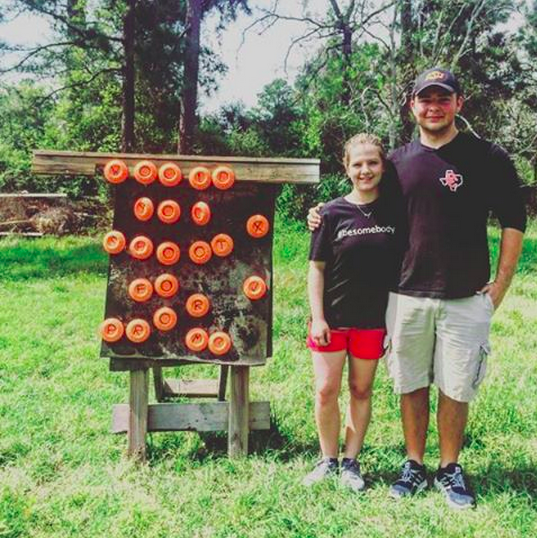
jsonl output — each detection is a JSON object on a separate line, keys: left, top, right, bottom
{"left": 178, "top": 0, "right": 251, "bottom": 154}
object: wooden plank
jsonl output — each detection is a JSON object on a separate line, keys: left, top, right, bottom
{"left": 128, "top": 369, "right": 149, "bottom": 461}
{"left": 32, "top": 149, "right": 319, "bottom": 164}
{"left": 111, "top": 401, "right": 270, "bottom": 433}
{"left": 0, "top": 232, "right": 44, "bottom": 237}
{"left": 0, "top": 193, "right": 68, "bottom": 199}
{"left": 108, "top": 356, "right": 267, "bottom": 371}
{"left": 163, "top": 378, "right": 219, "bottom": 398}
{"left": 228, "top": 366, "right": 250, "bottom": 458}
{"left": 31, "top": 150, "right": 320, "bottom": 184}
{"left": 31, "top": 155, "right": 96, "bottom": 176}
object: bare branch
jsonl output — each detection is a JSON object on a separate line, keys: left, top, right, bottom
{"left": 34, "top": 67, "right": 120, "bottom": 105}
{"left": 450, "top": 0, "right": 488, "bottom": 70}
{"left": 456, "top": 113, "right": 481, "bottom": 138}
{"left": 328, "top": 0, "right": 344, "bottom": 21}
{"left": 359, "top": 86, "right": 373, "bottom": 130}
{"left": 283, "top": 26, "right": 334, "bottom": 73}
{"left": 357, "top": 0, "right": 397, "bottom": 29}
{"left": 0, "top": 41, "right": 78, "bottom": 74}
{"left": 361, "top": 25, "right": 390, "bottom": 51}
{"left": 372, "top": 87, "right": 395, "bottom": 118}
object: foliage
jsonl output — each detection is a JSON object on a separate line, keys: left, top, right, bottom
{"left": 0, "top": 0, "right": 536, "bottom": 206}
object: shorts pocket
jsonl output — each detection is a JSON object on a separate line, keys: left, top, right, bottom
{"left": 472, "top": 343, "right": 491, "bottom": 389}
{"left": 383, "top": 333, "right": 391, "bottom": 354}
{"left": 383, "top": 335, "right": 392, "bottom": 372}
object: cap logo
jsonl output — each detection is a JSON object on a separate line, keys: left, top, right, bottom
{"left": 425, "top": 70, "right": 445, "bottom": 81}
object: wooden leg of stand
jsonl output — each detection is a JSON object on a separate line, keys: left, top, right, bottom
{"left": 228, "top": 366, "right": 249, "bottom": 458}
{"left": 153, "top": 366, "right": 164, "bottom": 402}
{"left": 218, "top": 365, "right": 229, "bottom": 401}
{"left": 128, "top": 369, "right": 149, "bottom": 461}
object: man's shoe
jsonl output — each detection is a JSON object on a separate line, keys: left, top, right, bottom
{"left": 302, "top": 457, "right": 338, "bottom": 486}
{"left": 389, "top": 459, "right": 428, "bottom": 498}
{"left": 434, "top": 463, "right": 476, "bottom": 509}
{"left": 340, "top": 458, "right": 365, "bottom": 492}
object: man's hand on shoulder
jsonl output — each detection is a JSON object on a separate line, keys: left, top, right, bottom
{"left": 307, "top": 203, "right": 324, "bottom": 231}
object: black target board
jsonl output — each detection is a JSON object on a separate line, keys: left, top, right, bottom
{"left": 100, "top": 164, "right": 278, "bottom": 366}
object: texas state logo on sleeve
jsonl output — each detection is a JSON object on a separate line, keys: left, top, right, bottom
{"left": 439, "top": 169, "right": 464, "bottom": 192}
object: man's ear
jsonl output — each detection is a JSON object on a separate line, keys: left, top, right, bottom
{"left": 456, "top": 95, "right": 464, "bottom": 113}
{"left": 409, "top": 96, "right": 418, "bottom": 117}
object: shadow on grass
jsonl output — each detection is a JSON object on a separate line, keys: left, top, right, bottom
{"left": 145, "top": 421, "right": 537, "bottom": 503}
{"left": 0, "top": 239, "right": 107, "bottom": 281}
{"left": 144, "top": 413, "right": 322, "bottom": 466}
{"left": 475, "top": 462, "right": 537, "bottom": 501}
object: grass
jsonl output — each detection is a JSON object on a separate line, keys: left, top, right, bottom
{"left": 0, "top": 220, "right": 536, "bottom": 537}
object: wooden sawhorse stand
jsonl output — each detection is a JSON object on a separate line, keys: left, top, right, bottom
{"left": 110, "top": 359, "right": 270, "bottom": 461}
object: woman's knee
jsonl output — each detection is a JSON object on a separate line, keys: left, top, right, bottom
{"left": 315, "top": 380, "right": 340, "bottom": 405}
{"left": 349, "top": 382, "right": 373, "bottom": 401}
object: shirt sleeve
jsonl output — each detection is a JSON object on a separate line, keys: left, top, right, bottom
{"left": 309, "top": 210, "right": 332, "bottom": 262}
{"left": 488, "top": 144, "right": 527, "bottom": 232}
{"left": 381, "top": 162, "right": 409, "bottom": 254}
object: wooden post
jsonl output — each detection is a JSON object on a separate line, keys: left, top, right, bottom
{"left": 128, "top": 369, "right": 149, "bottom": 461}
{"left": 228, "top": 366, "right": 249, "bottom": 458}
{"left": 152, "top": 366, "right": 164, "bottom": 402}
{"left": 218, "top": 365, "right": 229, "bottom": 401}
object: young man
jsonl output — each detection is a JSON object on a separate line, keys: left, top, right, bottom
{"left": 308, "top": 67, "right": 526, "bottom": 509}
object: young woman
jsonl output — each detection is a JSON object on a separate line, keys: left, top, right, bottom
{"left": 304, "top": 133, "right": 403, "bottom": 491}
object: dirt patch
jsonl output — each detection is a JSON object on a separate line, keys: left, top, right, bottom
{"left": 0, "top": 194, "right": 112, "bottom": 235}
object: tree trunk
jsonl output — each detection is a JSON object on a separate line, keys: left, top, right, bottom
{"left": 122, "top": 0, "right": 136, "bottom": 152}
{"left": 341, "top": 24, "right": 352, "bottom": 106}
{"left": 179, "top": 0, "right": 202, "bottom": 154}
{"left": 400, "top": 0, "right": 413, "bottom": 54}
{"left": 328, "top": 0, "right": 353, "bottom": 106}
{"left": 399, "top": 0, "right": 416, "bottom": 144}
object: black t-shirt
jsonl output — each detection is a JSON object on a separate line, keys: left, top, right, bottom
{"left": 309, "top": 195, "right": 403, "bottom": 329}
{"left": 389, "top": 132, "right": 526, "bottom": 299}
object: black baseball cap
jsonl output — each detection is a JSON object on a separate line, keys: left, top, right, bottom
{"left": 413, "top": 67, "right": 462, "bottom": 95}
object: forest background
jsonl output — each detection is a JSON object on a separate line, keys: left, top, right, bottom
{"left": 0, "top": 0, "right": 536, "bottom": 220}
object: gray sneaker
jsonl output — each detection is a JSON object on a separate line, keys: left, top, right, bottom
{"left": 434, "top": 463, "right": 476, "bottom": 510}
{"left": 389, "top": 459, "right": 428, "bottom": 499}
{"left": 340, "top": 458, "right": 365, "bottom": 492}
{"left": 302, "top": 457, "right": 339, "bottom": 486}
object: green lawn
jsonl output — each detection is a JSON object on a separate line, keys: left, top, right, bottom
{"left": 1, "top": 221, "right": 536, "bottom": 538}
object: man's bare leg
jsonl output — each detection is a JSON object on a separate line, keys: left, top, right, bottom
{"left": 389, "top": 387, "right": 429, "bottom": 498}
{"left": 400, "top": 387, "right": 430, "bottom": 464}
{"left": 438, "top": 390, "right": 468, "bottom": 467}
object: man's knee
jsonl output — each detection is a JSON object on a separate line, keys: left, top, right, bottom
{"left": 401, "top": 386, "right": 430, "bottom": 400}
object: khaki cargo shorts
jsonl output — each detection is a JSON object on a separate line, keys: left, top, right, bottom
{"left": 385, "top": 292, "right": 494, "bottom": 402}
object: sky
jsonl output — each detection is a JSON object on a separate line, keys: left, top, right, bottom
{"left": 0, "top": 1, "right": 327, "bottom": 113}
{"left": 0, "top": 1, "right": 526, "bottom": 114}
{"left": 200, "top": 1, "right": 327, "bottom": 112}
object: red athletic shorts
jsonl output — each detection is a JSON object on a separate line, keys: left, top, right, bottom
{"left": 306, "top": 326, "right": 386, "bottom": 360}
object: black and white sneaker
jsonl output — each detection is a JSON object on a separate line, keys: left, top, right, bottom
{"left": 434, "top": 463, "right": 476, "bottom": 509}
{"left": 389, "top": 459, "right": 428, "bottom": 498}
{"left": 340, "top": 458, "right": 365, "bottom": 492}
{"left": 302, "top": 457, "right": 339, "bottom": 486}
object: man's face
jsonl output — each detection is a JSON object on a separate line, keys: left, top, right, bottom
{"left": 410, "top": 87, "right": 463, "bottom": 134}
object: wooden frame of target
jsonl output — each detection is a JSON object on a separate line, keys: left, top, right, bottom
{"left": 32, "top": 150, "right": 320, "bottom": 460}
